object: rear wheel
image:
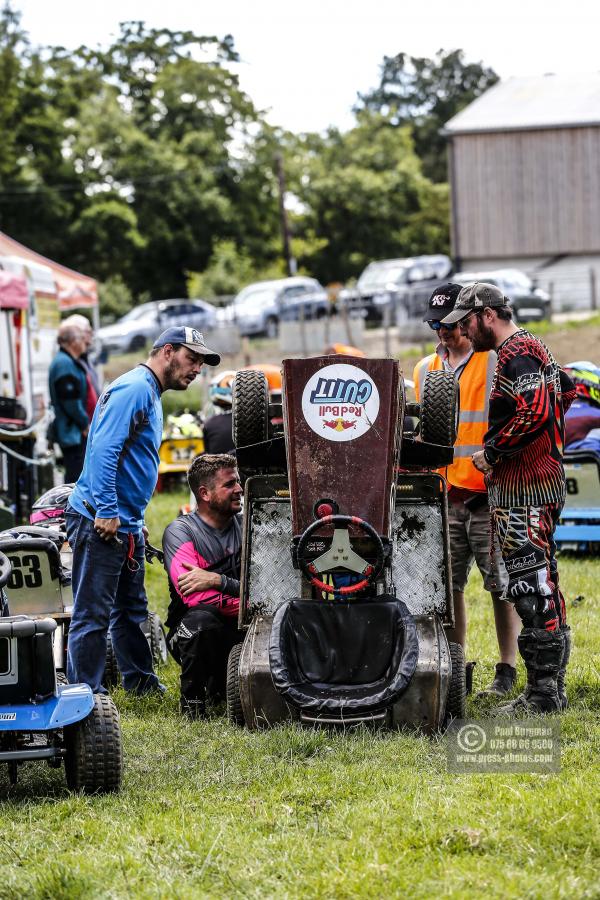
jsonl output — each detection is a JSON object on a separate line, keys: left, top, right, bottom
{"left": 226, "top": 643, "right": 245, "bottom": 726}
{"left": 420, "top": 370, "right": 459, "bottom": 446}
{"left": 444, "top": 641, "right": 466, "bottom": 727}
{"left": 232, "top": 370, "right": 269, "bottom": 448}
{"left": 64, "top": 694, "right": 123, "bottom": 793}
{"left": 265, "top": 316, "right": 279, "bottom": 339}
{"left": 128, "top": 334, "right": 146, "bottom": 352}
{"left": 143, "top": 611, "right": 168, "bottom": 666}
{"left": 103, "top": 633, "right": 120, "bottom": 688}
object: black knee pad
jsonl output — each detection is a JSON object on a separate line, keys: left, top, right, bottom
{"left": 513, "top": 595, "right": 539, "bottom": 626}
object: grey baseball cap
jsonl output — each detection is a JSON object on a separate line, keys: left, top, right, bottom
{"left": 441, "top": 282, "right": 509, "bottom": 325}
{"left": 153, "top": 326, "right": 221, "bottom": 366}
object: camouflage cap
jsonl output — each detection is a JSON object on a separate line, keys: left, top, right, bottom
{"left": 441, "top": 282, "right": 509, "bottom": 325}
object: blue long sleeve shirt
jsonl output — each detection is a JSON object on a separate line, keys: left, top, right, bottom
{"left": 69, "top": 365, "right": 163, "bottom": 533}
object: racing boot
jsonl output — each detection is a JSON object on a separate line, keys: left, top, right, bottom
{"left": 491, "top": 628, "right": 564, "bottom": 716}
{"left": 476, "top": 662, "right": 517, "bottom": 698}
{"left": 556, "top": 626, "right": 571, "bottom": 710}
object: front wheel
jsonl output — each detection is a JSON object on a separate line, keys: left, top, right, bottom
{"left": 64, "top": 694, "right": 123, "bottom": 793}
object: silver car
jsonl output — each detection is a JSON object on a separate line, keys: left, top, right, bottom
{"left": 221, "top": 277, "right": 329, "bottom": 338}
{"left": 98, "top": 299, "right": 218, "bottom": 355}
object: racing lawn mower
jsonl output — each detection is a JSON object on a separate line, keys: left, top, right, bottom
{"left": 227, "top": 356, "right": 464, "bottom": 732}
{"left": 0, "top": 485, "right": 168, "bottom": 686}
{"left": 0, "top": 550, "right": 122, "bottom": 792}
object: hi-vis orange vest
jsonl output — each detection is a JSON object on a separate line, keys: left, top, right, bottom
{"left": 413, "top": 350, "right": 496, "bottom": 492}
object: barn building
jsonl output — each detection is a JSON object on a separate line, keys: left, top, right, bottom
{"left": 443, "top": 73, "right": 600, "bottom": 311}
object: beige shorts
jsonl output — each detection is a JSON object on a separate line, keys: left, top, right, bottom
{"left": 447, "top": 496, "right": 508, "bottom": 594}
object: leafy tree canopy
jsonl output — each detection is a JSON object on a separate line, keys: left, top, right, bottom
{"left": 355, "top": 49, "right": 498, "bottom": 181}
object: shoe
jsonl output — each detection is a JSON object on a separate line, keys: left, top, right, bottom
{"left": 491, "top": 628, "right": 564, "bottom": 716}
{"left": 476, "top": 663, "right": 517, "bottom": 698}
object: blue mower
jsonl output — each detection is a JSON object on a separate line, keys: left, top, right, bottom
{"left": 0, "top": 550, "right": 123, "bottom": 792}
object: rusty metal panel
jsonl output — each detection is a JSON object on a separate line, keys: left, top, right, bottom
{"left": 283, "top": 357, "right": 402, "bottom": 537}
{"left": 242, "top": 499, "right": 300, "bottom": 624}
{"left": 391, "top": 503, "right": 448, "bottom": 617}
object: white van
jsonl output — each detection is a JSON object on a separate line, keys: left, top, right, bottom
{"left": 0, "top": 256, "right": 59, "bottom": 427}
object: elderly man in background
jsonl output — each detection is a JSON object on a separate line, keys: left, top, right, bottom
{"left": 62, "top": 313, "right": 101, "bottom": 422}
{"left": 48, "top": 323, "right": 89, "bottom": 482}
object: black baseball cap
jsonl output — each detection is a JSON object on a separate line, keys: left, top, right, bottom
{"left": 153, "top": 326, "right": 221, "bottom": 366}
{"left": 441, "top": 282, "right": 509, "bottom": 325}
{"left": 423, "top": 283, "right": 463, "bottom": 322}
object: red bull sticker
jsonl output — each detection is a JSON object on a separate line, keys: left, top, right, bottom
{"left": 301, "top": 363, "right": 380, "bottom": 442}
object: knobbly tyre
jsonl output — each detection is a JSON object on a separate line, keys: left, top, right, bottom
{"left": 226, "top": 356, "right": 464, "bottom": 732}
{"left": 0, "top": 549, "right": 122, "bottom": 792}
{"left": 0, "top": 485, "right": 168, "bottom": 687}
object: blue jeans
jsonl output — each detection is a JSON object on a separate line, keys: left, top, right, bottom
{"left": 65, "top": 510, "right": 163, "bottom": 694}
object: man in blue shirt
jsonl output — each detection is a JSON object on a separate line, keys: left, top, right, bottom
{"left": 66, "top": 327, "right": 220, "bottom": 695}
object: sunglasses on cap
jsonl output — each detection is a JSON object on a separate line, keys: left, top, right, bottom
{"left": 427, "top": 320, "right": 459, "bottom": 332}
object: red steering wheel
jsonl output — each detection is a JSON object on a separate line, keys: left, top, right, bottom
{"left": 296, "top": 514, "right": 385, "bottom": 596}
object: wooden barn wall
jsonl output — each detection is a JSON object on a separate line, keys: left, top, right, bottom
{"left": 450, "top": 127, "right": 600, "bottom": 259}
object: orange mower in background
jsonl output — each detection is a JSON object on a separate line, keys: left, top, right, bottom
{"left": 324, "top": 343, "right": 366, "bottom": 358}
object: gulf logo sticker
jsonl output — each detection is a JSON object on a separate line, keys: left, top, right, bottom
{"left": 301, "top": 364, "right": 380, "bottom": 442}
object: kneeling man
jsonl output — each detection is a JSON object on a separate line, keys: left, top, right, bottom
{"left": 162, "top": 454, "right": 243, "bottom": 718}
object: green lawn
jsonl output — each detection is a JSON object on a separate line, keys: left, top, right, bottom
{"left": 1, "top": 488, "right": 598, "bottom": 898}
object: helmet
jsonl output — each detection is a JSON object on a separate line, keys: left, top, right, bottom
{"left": 30, "top": 483, "right": 74, "bottom": 525}
{"left": 209, "top": 370, "right": 236, "bottom": 408}
{"left": 564, "top": 361, "right": 600, "bottom": 407}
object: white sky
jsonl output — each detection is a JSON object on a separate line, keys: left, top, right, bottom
{"left": 15, "top": 0, "right": 598, "bottom": 133}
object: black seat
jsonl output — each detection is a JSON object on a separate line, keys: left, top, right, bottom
{"left": 269, "top": 595, "right": 419, "bottom": 715}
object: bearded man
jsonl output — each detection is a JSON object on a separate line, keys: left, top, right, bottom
{"left": 441, "top": 284, "right": 576, "bottom": 714}
{"left": 66, "top": 327, "right": 220, "bottom": 694}
{"left": 162, "top": 454, "right": 243, "bottom": 718}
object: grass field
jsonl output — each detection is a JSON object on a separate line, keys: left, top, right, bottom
{"left": 0, "top": 488, "right": 598, "bottom": 898}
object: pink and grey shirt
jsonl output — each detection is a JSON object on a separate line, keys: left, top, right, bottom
{"left": 162, "top": 511, "right": 241, "bottom": 621}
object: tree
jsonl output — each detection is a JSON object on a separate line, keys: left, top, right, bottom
{"left": 187, "top": 239, "right": 286, "bottom": 299}
{"left": 355, "top": 49, "right": 498, "bottom": 181}
{"left": 290, "top": 114, "right": 449, "bottom": 283}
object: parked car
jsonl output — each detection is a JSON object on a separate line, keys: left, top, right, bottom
{"left": 338, "top": 255, "right": 453, "bottom": 324}
{"left": 453, "top": 269, "right": 551, "bottom": 322}
{"left": 98, "top": 299, "right": 218, "bottom": 355}
{"left": 221, "top": 277, "right": 329, "bottom": 338}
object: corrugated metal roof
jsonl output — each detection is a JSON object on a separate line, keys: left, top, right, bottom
{"left": 444, "top": 72, "right": 600, "bottom": 134}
